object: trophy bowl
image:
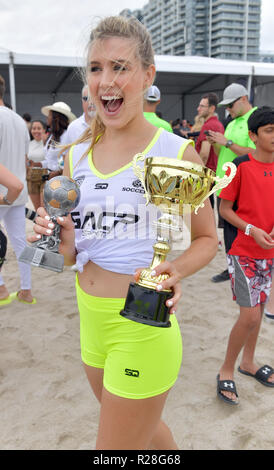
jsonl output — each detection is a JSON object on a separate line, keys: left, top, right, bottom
{"left": 144, "top": 156, "right": 216, "bottom": 216}
{"left": 120, "top": 154, "right": 236, "bottom": 327}
{"left": 19, "top": 176, "right": 80, "bottom": 272}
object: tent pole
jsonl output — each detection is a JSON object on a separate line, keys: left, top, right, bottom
{"left": 181, "top": 93, "right": 185, "bottom": 120}
{"left": 247, "top": 66, "right": 254, "bottom": 97}
{"left": 9, "top": 52, "right": 16, "bottom": 112}
{"left": 247, "top": 65, "right": 254, "bottom": 104}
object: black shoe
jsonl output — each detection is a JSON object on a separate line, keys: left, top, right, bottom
{"left": 211, "top": 269, "right": 229, "bottom": 283}
{"left": 264, "top": 311, "right": 274, "bottom": 324}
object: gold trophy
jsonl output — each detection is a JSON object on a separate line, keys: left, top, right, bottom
{"left": 120, "top": 155, "right": 236, "bottom": 327}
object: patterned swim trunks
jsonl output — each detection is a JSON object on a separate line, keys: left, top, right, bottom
{"left": 227, "top": 255, "right": 274, "bottom": 307}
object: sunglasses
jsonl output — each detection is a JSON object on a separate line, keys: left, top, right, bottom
{"left": 82, "top": 96, "right": 88, "bottom": 102}
{"left": 227, "top": 97, "right": 241, "bottom": 109}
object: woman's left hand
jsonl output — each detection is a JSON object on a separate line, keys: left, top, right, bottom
{"left": 134, "top": 261, "right": 182, "bottom": 315}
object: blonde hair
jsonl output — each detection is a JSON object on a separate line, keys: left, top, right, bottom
{"left": 62, "top": 16, "right": 155, "bottom": 162}
{"left": 191, "top": 114, "right": 205, "bottom": 132}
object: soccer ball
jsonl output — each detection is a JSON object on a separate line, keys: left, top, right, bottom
{"left": 43, "top": 176, "right": 81, "bottom": 217}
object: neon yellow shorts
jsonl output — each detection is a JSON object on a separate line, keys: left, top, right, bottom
{"left": 76, "top": 278, "right": 183, "bottom": 400}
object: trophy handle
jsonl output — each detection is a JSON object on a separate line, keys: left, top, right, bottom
{"left": 194, "top": 162, "right": 237, "bottom": 214}
{"left": 132, "top": 153, "right": 150, "bottom": 204}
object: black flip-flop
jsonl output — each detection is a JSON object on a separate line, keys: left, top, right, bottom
{"left": 217, "top": 374, "right": 239, "bottom": 405}
{"left": 238, "top": 365, "right": 274, "bottom": 388}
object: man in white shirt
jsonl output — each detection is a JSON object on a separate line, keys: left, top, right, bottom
{"left": 63, "top": 85, "right": 96, "bottom": 144}
{"left": 0, "top": 74, "right": 35, "bottom": 305}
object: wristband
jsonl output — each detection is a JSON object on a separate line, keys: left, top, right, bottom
{"left": 245, "top": 224, "right": 253, "bottom": 236}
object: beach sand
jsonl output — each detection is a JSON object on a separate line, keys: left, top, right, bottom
{"left": 0, "top": 212, "right": 274, "bottom": 450}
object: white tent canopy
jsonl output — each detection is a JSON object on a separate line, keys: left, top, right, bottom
{"left": 1, "top": 51, "right": 274, "bottom": 123}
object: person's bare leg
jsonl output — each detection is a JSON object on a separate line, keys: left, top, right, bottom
{"left": 219, "top": 305, "right": 261, "bottom": 401}
{"left": 240, "top": 305, "right": 274, "bottom": 383}
{"left": 83, "top": 363, "right": 104, "bottom": 402}
{"left": 148, "top": 419, "right": 178, "bottom": 450}
{"left": 266, "top": 284, "right": 274, "bottom": 313}
{"left": 83, "top": 363, "right": 177, "bottom": 449}
{"left": 96, "top": 388, "right": 171, "bottom": 450}
{"left": 0, "top": 284, "right": 9, "bottom": 300}
{"left": 265, "top": 284, "right": 274, "bottom": 320}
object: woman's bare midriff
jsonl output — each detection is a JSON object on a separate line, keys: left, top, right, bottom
{"left": 77, "top": 260, "right": 135, "bottom": 298}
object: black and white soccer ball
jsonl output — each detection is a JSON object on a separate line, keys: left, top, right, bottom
{"left": 43, "top": 176, "right": 81, "bottom": 217}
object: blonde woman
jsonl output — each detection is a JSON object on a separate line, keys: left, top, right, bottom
{"left": 30, "top": 16, "right": 217, "bottom": 449}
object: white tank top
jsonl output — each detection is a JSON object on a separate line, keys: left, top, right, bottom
{"left": 69, "top": 128, "right": 193, "bottom": 274}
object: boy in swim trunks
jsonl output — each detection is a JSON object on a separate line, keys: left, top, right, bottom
{"left": 217, "top": 106, "right": 274, "bottom": 405}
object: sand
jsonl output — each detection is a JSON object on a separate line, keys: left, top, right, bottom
{"left": 0, "top": 211, "right": 274, "bottom": 450}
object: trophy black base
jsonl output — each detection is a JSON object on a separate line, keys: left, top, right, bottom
{"left": 19, "top": 246, "right": 64, "bottom": 273}
{"left": 120, "top": 282, "right": 172, "bottom": 328}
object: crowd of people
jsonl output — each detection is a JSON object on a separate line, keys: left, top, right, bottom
{"left": 0, "top": 14, "right": 274, "bottom": 450}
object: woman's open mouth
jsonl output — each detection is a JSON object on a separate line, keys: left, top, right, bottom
{"left": 101, "top": 95, "right": 123, "bottom": 115}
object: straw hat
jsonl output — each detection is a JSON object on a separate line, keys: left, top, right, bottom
{"left": 41, "top": 101, "right": 76, "bottom": 123}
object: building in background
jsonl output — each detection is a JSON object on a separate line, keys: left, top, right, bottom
{"left": 260, "top": 51, "right": 274, "bottom": 63}
{"left": 120, "top": 0, "right": 261, "bottom": 62}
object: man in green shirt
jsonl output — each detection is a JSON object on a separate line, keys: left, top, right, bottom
{"left": 144, "top": 85, "right": 173, "bottom": 133}
{"left": 207, "top": 83, "right": 257, "bottom": 283}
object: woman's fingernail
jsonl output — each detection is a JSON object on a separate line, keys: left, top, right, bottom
{"left": 45, "top": 215, "right": 51, "bottom": 221}
{"left": 46, "top": 229, "right": 52, "bottom": 234}
{"left": 58, "top": 216, "right": 64, "bottom": 222}
{"left": 156, "top": 284, "right": 163, "bottom": 291}
{"left": 36, "top": 234, "right": 41, "bottom": 239}
{"left": 48, "top": 222, "right": 54, "bottom": 229}
{"left": 167, "top": 300, "right": 173, "bottom": 307}
{"left": 150, "top": 270, "right": 156, "bottom": 277}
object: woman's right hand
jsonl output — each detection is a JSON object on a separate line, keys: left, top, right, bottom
{"left": 28, "top": 206, "right": 77, "bottom": 264}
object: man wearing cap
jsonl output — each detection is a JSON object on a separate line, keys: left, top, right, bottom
{"left": 208, "top": 83, "right": 257, "bottom": 283}
{"left": 63, "top": 85, "right": 96, "bottom": 144}
{"left": 144, "top": 85, "right": 173, "bottom": 133}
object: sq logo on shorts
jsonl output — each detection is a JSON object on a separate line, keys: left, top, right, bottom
{"left": 125, "top": 368, "right": 140, "bottom": 377}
